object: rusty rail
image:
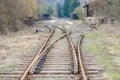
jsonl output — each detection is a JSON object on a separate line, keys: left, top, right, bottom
{"left": 20, "top": 27, "right": 55, "bottom": 80}
{"left": 78, "top": 34, "right": 89, "bottom": 80}
{"left": 52, "top": 25, "right": 65, "bottom": 32}
{"left": 29, "top": 32, "right": 70, "bottom": 75}
{"left": 29, "top": 27, "right": 55, "bottom": 74}
{"left": 20, "top": 31, "right": 69, "bottom": 80}
{"left": 63, "top": 26, "right": 78, "bottom": 74}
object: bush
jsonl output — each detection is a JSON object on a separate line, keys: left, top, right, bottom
{"left": 0, "top": 0, "right": 37, "bottom": 34}
{"left": 74, "top": 6, "right": 84, "bottom": 20}
{"left": 90, "top": 0, "right": 120, "bottom": 21}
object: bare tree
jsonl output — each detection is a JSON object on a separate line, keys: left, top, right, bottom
{"left": 0, "top": 0, "right": 37, "bottom": 34}
{"left": 90, "top": 0, "right": 120, "bottom": 21}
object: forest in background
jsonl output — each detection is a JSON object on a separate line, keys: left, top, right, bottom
{"left": 0, "top": 0, "right": 38, "bottom": 34}
{"left": 0, "top": 0, "right": 81, "bottom": 35}
{"left": 90, "top": 0, "right": 120, "bottom": 21}
{"left": 46, "top": 0, "right": 82, "bottom": 18}
{"left": 1, "top": 0, "right": 120, "bottom": 34}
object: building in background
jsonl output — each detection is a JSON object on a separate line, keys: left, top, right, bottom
{"left": 80, "top": 0, "right": 95, "bottom": 17}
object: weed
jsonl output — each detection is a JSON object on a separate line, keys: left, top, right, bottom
{"left": 83, "top": 31, "right": 120, "bottom": 80}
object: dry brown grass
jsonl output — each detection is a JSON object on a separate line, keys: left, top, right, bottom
{"left": 0, "top": 26, "right": 48, "bottom": 73}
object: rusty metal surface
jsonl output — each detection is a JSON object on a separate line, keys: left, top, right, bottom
{"left": 77, "top": 34, "right": 89, "bottom": 80}
{"left": 20, "top": 28, "right": 55, "bottom": 80}
{"left": 20, "top": 27, "right": 69, "bottom": 80}
{"left": 63, "top": 26, "right": 78, "bottom": 74}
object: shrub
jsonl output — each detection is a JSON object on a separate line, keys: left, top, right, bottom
{"left": 0, "top": 0, "right": 37, "bottom": 34}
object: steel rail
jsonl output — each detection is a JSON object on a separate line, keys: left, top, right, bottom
{"left": 37, "top": 27, "right": 55, "bottom": 55}
{"left": 44, "top": 25, "right": 52, "bottom": 32}
{"left": 63, "top": 26, "right": 78, "bottom": 74}
{"left": 29, "top": 27, "right": 55, "bottom": 74}
{"left": 28, "top": 33, "right": 70, "bottom": 78}
{"left": 20, "top": 27, "right": 55, "bottom": 80}
{"left": 20, "top": 32, "right": 69, "bottom": 80}
{"left": 29, "top": 32, "right": 70, "bottom": 74}
{"left": 78, "top": 34, "right": 89, "bottom": 80}
{"left": 52, "top": 25, "right": 65, "bottom": 32}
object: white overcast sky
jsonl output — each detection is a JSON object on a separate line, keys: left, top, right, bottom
{"left": 79, "top": 0, "right": 89, "bottom": 6}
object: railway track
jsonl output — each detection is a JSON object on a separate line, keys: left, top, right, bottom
{"left": 0, "top": 25, "right": 104, "bottom": 80}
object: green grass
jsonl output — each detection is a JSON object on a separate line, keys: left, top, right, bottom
{"left": 83, "top": 31, "right": 120, "bottom": 80}
{"left": 110, "top": 73, "right": 120, "bottom": 80}
{"left": 0, "top": 64, "right": 16, "bottom": 72}
{"left": 0, "top": 77, "right": 4, "bottom": 80}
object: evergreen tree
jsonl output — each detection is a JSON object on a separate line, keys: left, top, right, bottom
{"left": 57, "top": 3, "right": 63, "bottom": 18}
{"left": 47, "top": 6, "right": 53, "bottom": 16}
{"left": 63, "top": 0, "right": 80, "bottom": 18}
{"left": 72, "top": 0, "right": 80, "bottom": 9}
{"left": 63, "top": 0, "right": 70, "bottom": 17}
{"left": 69, "top": 0, "right": 80, "bottom": 14}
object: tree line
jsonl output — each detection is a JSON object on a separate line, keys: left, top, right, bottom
{"left": 0, "top": 0, "right": 37, "bottom": 34}
{"left": 90, "top": 0, "right": 120, "bottom": 21}
{"left": 0, "top": 0, "right": 81, "bottom": 34}
{"left": 46, "top": 0, "right": 80, "bottom": 18}
{"left": 63, "top": 0, "right": 80, "bottom": 18}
